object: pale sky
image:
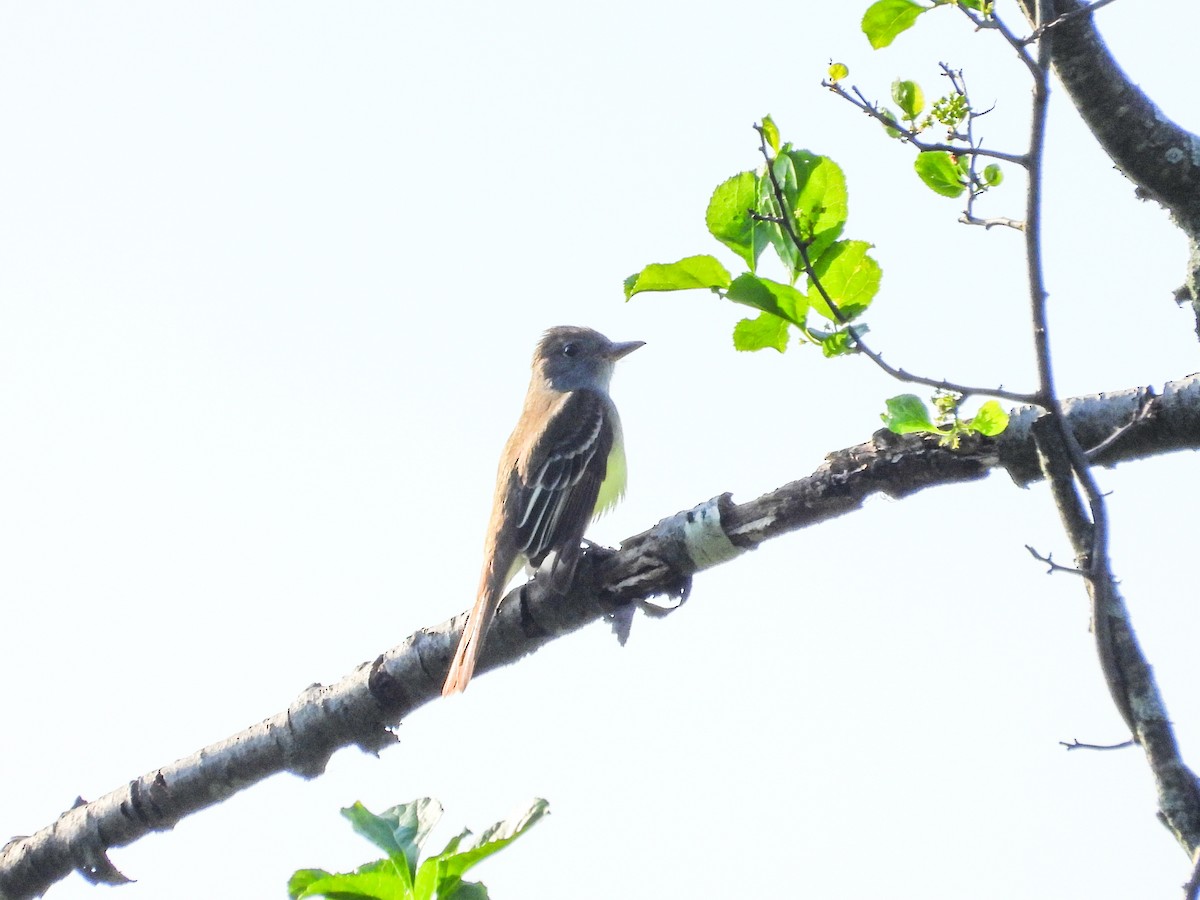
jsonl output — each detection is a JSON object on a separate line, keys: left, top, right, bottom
{"left": 2, "top": 2, "right": 1199, "bottom": 898}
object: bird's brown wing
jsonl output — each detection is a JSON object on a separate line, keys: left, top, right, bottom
{"left": 514, "top": 389, "right": 613, "bottom": 583}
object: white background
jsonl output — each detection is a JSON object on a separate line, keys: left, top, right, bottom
{"left": 2, "top": 1, "right": 1198, "bottom": 898}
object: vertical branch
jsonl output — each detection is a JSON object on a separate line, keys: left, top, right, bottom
{"left": 1020, "top": 0, "right": 1200, "bottom": 861}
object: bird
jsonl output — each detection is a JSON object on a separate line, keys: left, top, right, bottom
{"left": 442, "top": 325, "right": 644, "bottom": 695}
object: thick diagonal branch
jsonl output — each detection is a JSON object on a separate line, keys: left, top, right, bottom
{"left": 1013, "top": 0, "right": 1200, "bottom": 325}
{"left": 2, "top": 376, "right": 1200, "bottom": 900}
{"left": 1015, "top": 0, "right": 1200, "bottom": 223}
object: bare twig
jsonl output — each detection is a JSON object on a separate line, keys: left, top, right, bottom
{"left": 943, "top": 65, "right": 1027, "bottom": 232}
{"left": 958, "top": 214, "right": 1025, "bottom": 231}
{"left": 1060, "top": 738, "right": 1136, "bottom": 751}
{"left": 958, "top": 3, "right": 1040, "bottom": 75}
{"left": 1023, "top": 0, "right": 1122, "bottom": 44}
{"left": 1024, "top": 545, "right": 1084, "bottom": 576}
{"left": 1023, "top": 0, "right": 1128, "bottom": 730}
{"left": 827, "top": 68, "right": 1027, "bottom": 232}
{"left": 822, "top": 80, "right": 1029, "bottom": 166}
{"left": 1021, "top": 3, "right": 1113, "bottom": 577}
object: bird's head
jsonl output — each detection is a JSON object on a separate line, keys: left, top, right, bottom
{"left": 534, "top": 325, "right": 644, "bottom": 392}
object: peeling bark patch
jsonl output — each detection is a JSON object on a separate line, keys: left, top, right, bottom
{"left": 367, "top": 654, "right": 413, "bottom": 713}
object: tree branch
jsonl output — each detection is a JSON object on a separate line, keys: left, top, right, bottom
{"left": 822, "top": 79, "right": 1030, "bottom": 166}
{"left": 1011, "top": 0, "right": 1200, "bottom": 328}
{"left": 1018, "top": 0, "right": 1200, "bottom": 862}
{"left": 3, "top": 376, "right": 1200, "bottom": 899}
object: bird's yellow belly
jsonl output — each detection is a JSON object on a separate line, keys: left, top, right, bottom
{"left": 593, "top": 440, "right": 627, "bottom": 518}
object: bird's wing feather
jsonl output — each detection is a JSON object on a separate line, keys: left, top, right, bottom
{"left": 514, "top": 389, "right": 613, "bottom": 571}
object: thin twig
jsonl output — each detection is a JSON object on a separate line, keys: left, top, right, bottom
{"left": 827, "top": 69, "right": 1027, "bottom": 232}
{"left": 751, "top": 125, "right": 1039, "bottom": 407}
{"left": 1060, "top": 738, "right": 1136, "bottom": 751}
{"left": 823, "top": 80, "right": 1029, "bottom": 166}
{"left": 958, "top": 214, "right": 1025, "bottom": 231}
{"left": 943, "top": 65, "right": 1028, "bottom": 232}
{"left": 1024, "top": 0, "right": 1112, "bottom": 592}
{"left": 1024, "top": 0, "right": 1121, "bottom": 44}
{"left": 959, "top": 4, "right": 1040, "bottom": 75}
{"left": 1025, "top": 545, "right": 1084, "bottom": 576}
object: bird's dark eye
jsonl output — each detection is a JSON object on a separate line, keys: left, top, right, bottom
{"left": 561, "top": 342, "right": 579, "bottom": 357}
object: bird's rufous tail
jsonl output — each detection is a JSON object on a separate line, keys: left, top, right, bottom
{"left": 442, "top": 586, "right": 500, "bottom": 695}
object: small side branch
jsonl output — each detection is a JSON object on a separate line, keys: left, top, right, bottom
{"left": 1060, "top": 738, "right": 1136, "bottom": 751}
{"left": 822, "top": 80, "right": 1029, "bottom": 167}
{"left": 1023, "top": 0, "right": 1122, "bottom": 44}
{"left": 958, "top": 4, "right": 1040, "bottom": 75}
{"left": 1025, "top": 545, "right": 1084, "bottom": 576}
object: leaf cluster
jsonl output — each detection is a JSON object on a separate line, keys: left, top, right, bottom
{"left": 848, "top": 3, "right": 1008, "bottom": 201}
{"left": 289, "top": 798, "right": 549, "bottom": 900}
{"left": 625, "top": 117, "right": 879, "bottom": 356}
{"left": 882, "top": 75, "right": 1004, "bottom": 199}
{"left": 881, "top": 392, "right": 1008, "bottom": 446}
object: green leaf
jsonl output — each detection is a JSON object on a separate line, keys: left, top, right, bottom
{"left": 914, "top": 150, "right": 966, "bottom": 198}
{"left": 341, "top": 801, "right": 434, "bottom": 860}
{"left": 342, "top": 799, "right": 442, "bottom": 881}
{"left": 289, "top": 869, "right": 333, "bottom": 899}
{"left": 891, "top": 79, "right": 925, "bottom": 120}
{"left": 624, "top": 255, "right": 732, "bottom": 299}
{"left": 959, "top": 0, "right": 989, "bottom": 11}
{"left": 726, "top": 273, "right": 807, "bottom": 323}
{"left": 770, "top": 150, "right": 847, "bottom": 270}
{"left": 982, "top": 163, "right": 1003, "bottom": 186}
{"left": 733, "top": 312, "right": 791, "bottom": 353}
{"left": 412, "top": 855, "right": 440, "bottom": 900}
{"left": 862, "top": 0, "right": 927, "bottom": 48}
{"left": 293, "top": 799, "right": 544, "bottom": 900}
{"left": 291, "top": 859, "right": 408, "bottom": 900}
{"left": 427, "top": 799, "right": 549, "bottom": 889}
{"left": 808, "top": 240, "right": 880, "bottom": 322}
{"left": 447, "top": 883, "right": 489, "bottom": 900}
{"left": 828, "top": 62, "right": 849, "bottom": 82}
{"left": 968, "top": 400, "right": 1009, "bottom": 436}
{"left": 705, "top": 172, "right": 768, "bottom": 271}
{"left": 760, "top": 115, "right": 781, "bottom": 155}
{"left": 882, "top": 394, "right": 939, "bottom": 434}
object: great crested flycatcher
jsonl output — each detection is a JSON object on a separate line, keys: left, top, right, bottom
{"left": 442, "top": 325, "right": 643, "bottom": 695}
